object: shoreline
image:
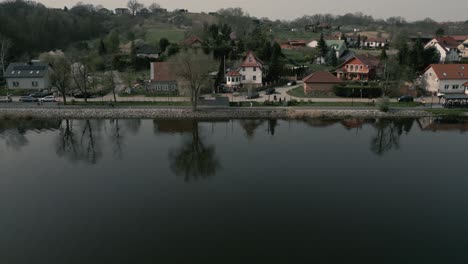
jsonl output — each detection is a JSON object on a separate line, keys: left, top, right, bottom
{"left": 0, "top": 106, "right": 456, "bottom": 120}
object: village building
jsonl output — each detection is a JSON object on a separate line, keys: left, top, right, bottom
{"left": 115, "top": 8, "right": 130, "bottom": 15}
{"left": 325, "top": 40, "right": 347, "bottom": 58}
{"left": 334, "top": 55, "right": 380, "bottom": 81}
{"left": 225, "top": 70, "right": 242, "bottom": 91}
{"left": 422, "top": 64, "right": 468, "bottom": 95}
{"left": 302, "top": 71, "right": 343, "bottom": 94}
{"left": 361, "top": 37, "right": 388, "bottom": 48}
{"left": 182, "top": 36, "right": 203, "bottom": 48}
{"left": 4, "top": 61, "right": 52, "bottom": 90}
{"left": 148, "top": 62, "right": 179, "bottom": 95}
{"left": 224, "top": 51, "right": 263, "bottom": 91}
{"left": 136, "top": 45, "right": 160, "bottom": 59}
{"left": 424, "top": 37, "right": 461, "bottom": 63}
{"left": 458, "top": 39, "right": 468, "bottom": 59}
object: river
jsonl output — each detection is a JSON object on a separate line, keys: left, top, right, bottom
{"left": 0, "top": 118, "right": 467, "bottom": 263}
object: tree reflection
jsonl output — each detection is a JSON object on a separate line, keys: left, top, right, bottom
{"left": 168, "top": 120, "right": 221, "bottom": 182}
{"left": 56, "top": 120, "right": 102, "bottom": 164}
{"left": 0, "top": 119, "right": 60, "bottom": 151}
{"left": 267, "top": 119, "right": 278, "bottom": 136}
{"left": 239, "top": 120, "right": 265, "bottom": 140}
{"left": 109, "top": 119, "right": 123, "bottom": 159}
{"left": 370, "top": 119, "right": 414, "bottom": 156}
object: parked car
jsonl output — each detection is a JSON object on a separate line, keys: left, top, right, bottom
{"left": 0, "top": 96, "right": 12, "bottom": 103}
{"left": 29, "top": 92, "right": 47, "bottom": 98}
{"left": 287, "top": 81, "right": 297, "bottom": 86}
{"left": 19, "top": 96, "right": 39, "bottom": 102}
{"left": 265, "top": 88, "right": 276, "bottom": 95}
{"left": 398, "top": 96, "right": 414, "bottom": 103}
{"left": 246, "top": 92, "right": 260, "bottom": 99}
{"left": 73, "top": 92, "right": 94, "bottom": 99}
{"left": 40, "top": 96, "right": 57, "bottom": 103}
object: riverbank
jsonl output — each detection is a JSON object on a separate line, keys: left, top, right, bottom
{"left": 0, "top": 106, "right": 463, "bottom": 120}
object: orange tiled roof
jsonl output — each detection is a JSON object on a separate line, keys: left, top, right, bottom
{"left": 427, "top": 64, "right": 468, "bottom": 80}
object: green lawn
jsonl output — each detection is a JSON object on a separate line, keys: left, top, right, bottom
{"left": 287, "top": 86, "right": 337, "bottom": 98}
{"left": 272, "top": 29, "right": 320, "bottom": 41}
{"left": 145, "top": 26, "right": 186, "bottom": 43}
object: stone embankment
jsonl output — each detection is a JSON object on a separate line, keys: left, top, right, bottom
{"left": 0, "top": 107, "right": 440, "bottom": 120}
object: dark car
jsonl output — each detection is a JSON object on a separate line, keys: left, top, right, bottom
{"left": 19, "top": 96, "right": 39, "bottom": 102}
{"left": 265, "top": 88, "right": 276, "bottom": 95}
{"left": 287, "top": 81, "right": 297, "bottom": 86}
{"left": 246, "top": 92, "right": 260, "bottom": 99}
{"left": 73, "top": 92, "right": 94, "bottom": 99}
{"left": 29, "top": 92, "right": 47, "bottom": 98}
{"left": 398, "top": 96, "right": 414, "bottom": 103}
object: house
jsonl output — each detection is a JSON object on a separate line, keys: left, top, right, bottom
{"left": 136, "top": 45, "right": 160, "bottom": 59}
{"left": 305, "top": 22, "right": 331, "bottom": 33}
{"left": 422, "top": 64, "right": 468, "bottom": 95}
{"left": 148, "top": 62, "right": 179, "bottom": 94}
{"left": 335, "top": 54, "right": 381, "bottom": 81}
{"left": 458, "top": 39, "right": 468, "bottom": 59}
{"left": 115, "top": 8, "right": 130, "bottom": 15}
{"left": 4, "top": 61, "right": 52, "bottom": 90}
{"left": 224, "top": 51, "right": 263, "bottom": 90}
{"left": 362, "top": 37, "right": 388, "bottom": 48}
{"left": 225, "top": 70, "right": 242, "bottom": 91}
{"left": 451, "top": 35, "right": 468, "bottom": 44}
{"left": 302, "top": 71, "right": 343, "bottom": 94}
{"left": 281, "top": 40, "right": 307, "bottom": 49}
{"left": 307, "top": 39, "right": 319, "bottom": 48}
{"left": 325, "top": 40, "right": 347, "bottom": 58}
{"left": 424, "top": 37, "right": 461, "bottom": 63}
{"left": 182, "top": 36, "right": 203, "bottom": 48}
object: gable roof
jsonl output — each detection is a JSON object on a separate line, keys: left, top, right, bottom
{"left": 426, "top": 64, "right": 468, "bottom": 80}
{"left": 450, "top": 36, "right": 468, "bottom": 42}
{"left": 337, "top": 54, "right": 380, "bottom": 69}
{"left": 150, "top": 62, "right": 176, "bottom": 82}
{"left": 240, "top": 51, "right": 263, "bottom": 68}
{"left": 325, "top": 40, "right": 346, "bottom": 50}
{"left": 4, "top": 62, "right": 50, "bottom": 78}
{"left": 433, "top": 37, "right": 459, "bottom": 50}
{"left": 183, "top": 36, "right": 203, "bottom": 46}
{"left": 302, "top": 71, "right": 343, "bottom": 84}
{"left": 226, "top": 70, "right": 241, "bottom": 77}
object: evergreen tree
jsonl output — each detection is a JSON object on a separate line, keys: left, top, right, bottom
{"left": 107, "top": 31, "right": 120, "bottom": 54}
{"left": 356, "top": 34, "right": 361, "bottom": 48}
{"left": 380, "top": 47, "right": 388, "bottom": 61}
{"left": 159, "top": 38, "right": 170, "bottom": 53}
{"left": 435, "top": 28, "right": 445, "bottom": 37}
{"left": 318, "top": 33, "right": 328, "bottom": 58}
{"left": 98, "top": 39, "right": 107, "bottom": 56}
{"left": 328, "top": 52, "right": 338, "bottom": 66}
{"left": 398, "top": 42, "right": 409, "bottom": 66}
{"left": 409, "top": 38, "right": 425, "bottom": 73}
{"left": 130, "top": 41, "right": 137, "bottom": 70}
{"left": 260, "top": 41, "right": 273, "bottom": 61}
{"left": 267, "top": 42, "right": 284, "bottom": 82}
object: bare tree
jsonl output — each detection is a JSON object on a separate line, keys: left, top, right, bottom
{"left": 0, "top": 35, "right": 12, "bottom": 78}
{"left": 168, "top": 50, "right": 216, "bottom": 111}
{"left": 127, "top": 0, "right": 144, "bottom": 16}
{"left": 148, "top": 2, "right": 162, "bottom": 13}
{"left": 40, "top": 53, "right": 72, "bottom": 104}
{"left": 71, "top": 60, "right": 95, "bottom": 103}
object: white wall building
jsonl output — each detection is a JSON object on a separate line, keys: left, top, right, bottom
{"left": 425, "top": 37, "right": 461, "bottom": 63}
{"left": 4, "top": 62, "right": 52, "bottom": 90}
{"left": 422, "top": 64, "right": 468, "bottom": 95}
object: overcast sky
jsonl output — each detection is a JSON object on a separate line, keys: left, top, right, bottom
{"left": 37, "top": 0, "right": 468, "bottom": 21}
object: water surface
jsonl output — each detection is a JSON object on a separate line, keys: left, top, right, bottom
{"left": 1, "top": 118, "right": 468, "bottom": 263}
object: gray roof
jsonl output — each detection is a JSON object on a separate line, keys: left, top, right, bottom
{"left": 4, "top": 62, "right": 50, "bottom": 79}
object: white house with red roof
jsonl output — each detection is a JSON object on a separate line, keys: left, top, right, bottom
{"left": 424, "top": 37, "right": 461, "bottom": 63}
{"left": 422, "top": 64, "right": 468, "bottom": 95}
{"left": 225, "top": 51, "right": 263, "bottom": 90}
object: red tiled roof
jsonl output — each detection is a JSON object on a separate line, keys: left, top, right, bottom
{"left": 240, "top": 51, "right": 263, "bottom": 68}
{"left": 337, "top": 54, "right": 380, "bottom": 69}
{"left": 434, "top": 37, "right": 459, "bottom": 49}
{"left": 226, "top": 70, "right": 241, "bottom": 77}
{"left": 151, "top": 62, "right": 176, "bottom": 82}
{"left": 183, "top": 36, "right": 203, "bottom": 46}
{"left": 288, "top": 40, "right": 307, "bottom": 46}
{"left": 302, "top": 71, "right": 343, "bottom": 83}
{"left": 426, "top": 64, "right": 468, "bottom": 80}
{"left": 450, "top": 36, "right": 468, "bottom": 42}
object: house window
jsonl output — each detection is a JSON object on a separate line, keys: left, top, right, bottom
{"left": 453, "top": 85, "right": 460, "bottom": 89}
{"left": 32, "top": 81, "right": 39, "bottom": 87}
{"left": 253, "top": 76, "right": 257, "bottom": 81}
{"left": 242, "top": 75, "right": 246, "bottom": 81}
{"left": 242, "top": 67, "right": 245, "bottom": 72}
{"left": 13, "top": 81, "right": 19, "bottom": 87}
{"left": 444, "top": 85, "right": 450, "bottom": 90}
{"left": 253, "top": 67, "right": 256, "bottom": 72}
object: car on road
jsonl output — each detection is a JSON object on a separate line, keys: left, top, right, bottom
{"left": 287, "top": 81, "right": 297, "bottom": 86}
{"left": 246, "top": 92, "right": 260, "bottom": 99}
{"left": 40, "top": 96, "right": 57, "bottom": 103}
{"left": 265, "top": 88, "right": 276, "bottom": 95}
{"left": 19, "top": 96, "right": 39, "bottom": 102}
{"left": 0, "top": 96, "right": 12, "bottom": 103}
{"left": 398, "top": 95, "right": 414, "bottom": 103}
{"left": 29, "top": 92, "right": 48, "bottom": 98}
{"left": 73, "top": 92, "right": 94, "bottom": 99}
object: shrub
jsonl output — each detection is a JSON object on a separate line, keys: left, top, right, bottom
{"left": 287, "top": 99, "right": 299, "bottom": 106}
{"left": 376, "top": 97, "right": 390, "bottom": 112}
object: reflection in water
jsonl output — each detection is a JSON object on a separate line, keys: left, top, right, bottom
{"left": 239, "top": 120, "right": 265, "bottom": 140}
{"left": 0, "top": 119, "right": 60, "bottom": 151}
{"left": 109, "top": 120, "right": 124, "bottom": 159}
{"left": 168, "top": 120, "right": 221, "bottom": 182}
{"left": 267, "top": 119, "right": 278, "bottom": 135}
{"left": 370, "top": 119, "right": 414, "bottom": 156}
{"left": 55, "top": 120, "right": 103, "bottom": 164}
